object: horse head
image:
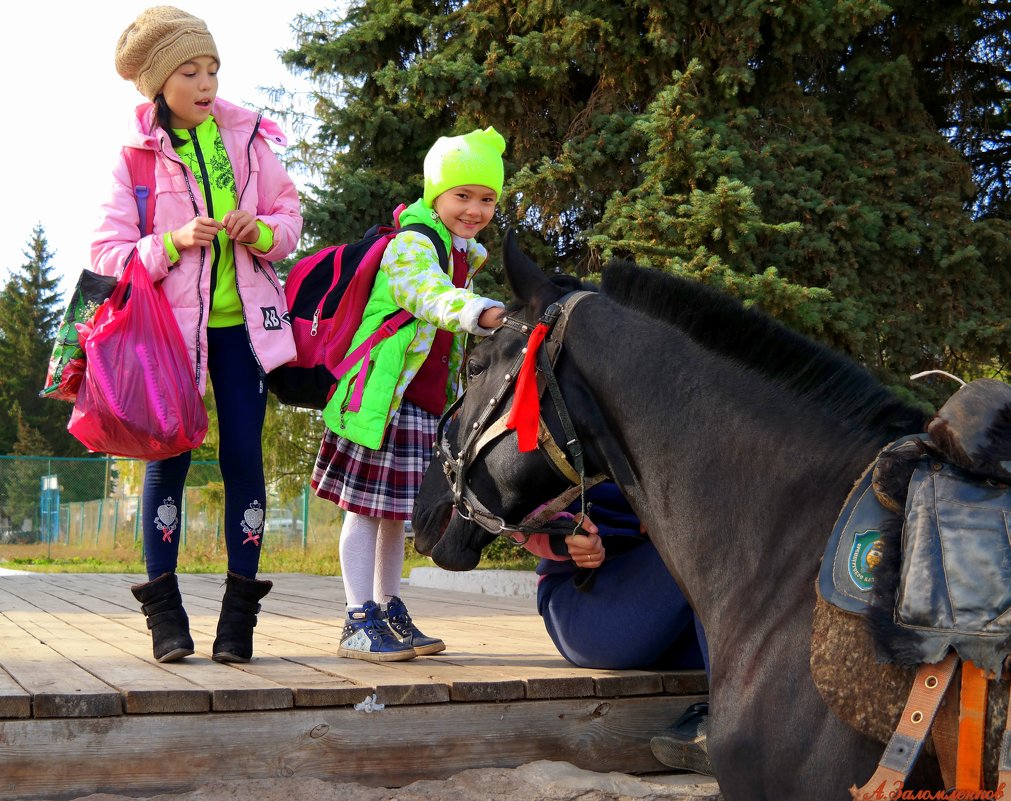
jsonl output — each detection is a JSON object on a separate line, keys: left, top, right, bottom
{"left": 412, "top": 231, "right": 598, "bottom": 570}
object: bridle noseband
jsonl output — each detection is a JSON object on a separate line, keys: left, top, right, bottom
{"left": 434, "top": 290, "right": 606, "bottom": 541}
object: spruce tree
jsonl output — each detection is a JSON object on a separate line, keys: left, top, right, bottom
{"left": 281, "top": 1, "right": 1009, "bottom": 403}
{"left": 0, "top": 227, "right": 81, "bottom": 455}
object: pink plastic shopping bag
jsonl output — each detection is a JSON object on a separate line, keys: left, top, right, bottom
{"left": 68, "top": 252, "right": 208, "bottom": 460}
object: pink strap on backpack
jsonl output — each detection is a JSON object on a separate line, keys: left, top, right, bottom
{"left": 330, "top": 309, "right": 414, "bottom": 413}
{"left": 123, "top": 147, "right": 157, "bottom": 237}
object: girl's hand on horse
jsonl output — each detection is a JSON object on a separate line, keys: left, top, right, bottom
{"left": 566, "top": 514, "right": 605, "bottom": 568}
{"left": 170, "top": 216, "right": 223, "bottom": 251}
{"left": 478, "top": 307, "right": 505, "bottom": 330}
{"left": 222, "top": 210, "right": 260, "bottom": 244}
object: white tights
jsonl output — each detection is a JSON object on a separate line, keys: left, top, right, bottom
{"left": 339, "top": 511, "right": 405, "bottom": 608}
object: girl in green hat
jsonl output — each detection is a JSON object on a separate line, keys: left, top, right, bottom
{"left": 312, "top": 127, "right": 507, "bottom": 661}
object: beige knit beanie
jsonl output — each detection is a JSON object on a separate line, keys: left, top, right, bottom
{"left": 115, "top": 6, "right": 219, "bottom": 100}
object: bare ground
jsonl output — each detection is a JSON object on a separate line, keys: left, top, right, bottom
{"left": 60, "top": 762, "right": 722, "bottom": 801}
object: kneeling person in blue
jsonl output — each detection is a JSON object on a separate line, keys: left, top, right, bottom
{"left": 521, "top": 482, "right": 713, "bottom": 775}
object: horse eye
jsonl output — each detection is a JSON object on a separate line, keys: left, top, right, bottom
{"left": 467, "top": 361, "right": 486, "bottom": 381}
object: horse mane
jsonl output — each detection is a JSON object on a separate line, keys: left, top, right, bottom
{"left": 599, "top": 262, "right": 928, "bottom": 440}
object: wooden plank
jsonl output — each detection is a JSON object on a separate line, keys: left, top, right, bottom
{"left": 0, "top": 695, "right": 705, "bottom": 801}
{"left": 252, "top": 631, "right": 452, "bottom": 707}
{"left": 0, "top": 615, "right": 120, "bottom": 719}
{"left": 42, "top": 573, "right": 452, "bottom": 709}
{"left": 416, "top": 616, "right": 674, "bottom": 699}
{"left": 6, "top": 573, "right": 703, "bottom": 721}
{"left": 254, "top": 613, "right": 529, "bottom": 703}
{"left": 175, "top": 581, "right": 454, "bottom": 707}
{"left": 0, "top": 666, "right": 30, "bottom": 719}
{"left": 661, "top": 669, "right": 710, "bottom": 695}
{"left": 66, "top": 572, "right": 680, "bottom": 702}
{"left": 0, "top": 584, "right": 122, "bottom": 719}
{"left": 23, "top": 575, "right": 293, "bottom": 714}
{"left": 1, "top": 579, "right": 209, "bottom": 715}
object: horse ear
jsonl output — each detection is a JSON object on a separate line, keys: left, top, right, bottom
{"left": 503, "top": 228, "right": 561, "bottom": 314}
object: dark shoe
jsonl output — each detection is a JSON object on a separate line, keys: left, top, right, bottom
{"left": 211, "top": 572, "right": 272, "bottom": 663}
{"left": 384, "top": 596, "right": 446, "bottom": 656}
{"left": 131, "top": 573, "right": 194, "bottom": 663}
{"left": 339, "top": 601, "right": 417, "bottom": 662}
{"left": 650, "top": 701, "right": 714, "bottom": 776}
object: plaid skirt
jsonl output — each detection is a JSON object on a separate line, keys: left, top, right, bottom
{"left": 311, "top": 401, "right": 439, "bottom": 520}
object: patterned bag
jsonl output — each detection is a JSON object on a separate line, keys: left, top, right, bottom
{"left": 40, "top": 270, "right": 119, "bottom": 401}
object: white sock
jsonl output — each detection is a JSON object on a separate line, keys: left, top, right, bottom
{"left": 339, "top": 512, "right": 380, "bottom": 608}
{"left": 374, "top": 518, "right": 406, "bottom": 604}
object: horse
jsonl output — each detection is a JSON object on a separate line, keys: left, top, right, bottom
{"left": 411, "top": 231, "right": 985, "bottom": 800}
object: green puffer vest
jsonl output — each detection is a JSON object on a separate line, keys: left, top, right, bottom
{"left": 322, "top": 267, "right": 423, "bottom": 449}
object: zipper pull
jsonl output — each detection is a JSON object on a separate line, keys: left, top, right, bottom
{"left": 311, "top": 309, "right": 320, "bottom": 336}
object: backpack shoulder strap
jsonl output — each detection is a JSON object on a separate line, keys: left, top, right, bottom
{"left": 400, "top": 223, "right": 450, "bottom": 273}
{"left": 123, "top": 147, "right": 157, "bottom": 237}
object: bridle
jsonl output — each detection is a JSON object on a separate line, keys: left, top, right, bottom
{"left": 433, "top": 290, "right": 606, "bottom": 541}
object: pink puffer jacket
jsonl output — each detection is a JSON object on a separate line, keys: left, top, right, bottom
{"left": 91, "top": 98, "right": 300, "bottom": 394}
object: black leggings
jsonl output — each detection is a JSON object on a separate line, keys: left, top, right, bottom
{"left": 142, "top": 325, "right": 267, "bottom": 579}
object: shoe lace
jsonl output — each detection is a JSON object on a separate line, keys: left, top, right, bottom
{"left": 346, "top": 614, "right": 395, "bottom": 643}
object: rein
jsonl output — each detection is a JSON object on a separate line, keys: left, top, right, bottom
{"left": 434, "top": 290, "right": 606, "bottom": 541}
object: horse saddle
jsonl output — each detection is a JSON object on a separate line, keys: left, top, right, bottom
{"left": 817, "top": 378, "right": 1011, "bottom": 795}
{"left": 820, "top": 438, "right": 1011, "bottom": 675}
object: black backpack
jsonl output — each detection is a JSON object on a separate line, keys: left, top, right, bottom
{"left": 268, "top": 213, "right": 448, "bottom": 409}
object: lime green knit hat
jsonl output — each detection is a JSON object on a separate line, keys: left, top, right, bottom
{"left": 423, "top": 127, "right": 506, "bottom": 206}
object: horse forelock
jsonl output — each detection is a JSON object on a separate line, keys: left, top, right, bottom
{"left": 599, "top": 261, "right": 928, "bottom": 441}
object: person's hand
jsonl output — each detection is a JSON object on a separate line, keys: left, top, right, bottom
{"left": 170, "top": 216, "right": 223, "bottom": 250}
{"left": 222, "top": 210, "right": 260, "bottom": 244}
{"left": 478, "top": 306, "right": 505, "bottom": 330}
{"left": 565, "top": 514, "right": 604, "bottom": 568}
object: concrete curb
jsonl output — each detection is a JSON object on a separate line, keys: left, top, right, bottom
{"left": 408, "top": 566, "right": 538, "bottom": 599}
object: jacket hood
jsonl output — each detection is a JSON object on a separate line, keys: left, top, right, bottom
{"left": 398, "top": 197, "right": 454, "bottom": 258}
{"left": 126, "top": 97, "right": 287, "bottom": 151}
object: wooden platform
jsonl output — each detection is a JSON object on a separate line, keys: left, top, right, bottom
{"left": 0, "top": 572, "right": 707, "bottom": 800}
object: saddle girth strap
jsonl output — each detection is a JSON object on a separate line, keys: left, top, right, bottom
{"left": 930, "top": 675, "right": 960, "bottom": 791}
{"left": 955, "top": 661, "right": 988, "bottom": 790}
{"left": 850, "top": 652, "right": 960, "bottom": 799}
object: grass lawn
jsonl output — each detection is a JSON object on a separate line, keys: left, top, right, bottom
{"left": 0, "top": 537, "right": 538, "bottom": 574}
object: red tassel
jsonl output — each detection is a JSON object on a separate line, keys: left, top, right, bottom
{"left": 505, "top": 323, "right": 549, "bottom": 452}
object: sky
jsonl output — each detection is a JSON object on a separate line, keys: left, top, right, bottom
{"left": 1, "top": 1, "right": 330, "bottom": 295}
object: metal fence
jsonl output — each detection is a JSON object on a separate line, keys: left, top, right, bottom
{"left": 0, "top": 455, "right": 344, "bottom": 552}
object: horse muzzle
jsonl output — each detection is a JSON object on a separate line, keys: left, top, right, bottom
{"left": 430, "top": 510, "right": 491, "bottom": 571}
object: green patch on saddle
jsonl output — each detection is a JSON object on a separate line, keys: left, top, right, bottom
{"left": 848, "top": 529, "right": 884, "bottom": 591}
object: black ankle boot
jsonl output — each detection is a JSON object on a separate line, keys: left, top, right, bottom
{"left": 212, "top": 572, "right": 272, "bottom": 663}
{"left": 131, "top": 572, "right": 194, "bottom": 663}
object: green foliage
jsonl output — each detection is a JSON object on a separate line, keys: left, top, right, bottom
{"left": 477, "top": 535, "right": 539, "bottom": 569}
{"left": 280, "top": 1, "right": 1008, "bottom": 406}
{"left": 261, "top": 395, "right": 326, "bottom": 502}
{"left": 4, "top": 538, "right": 536, "bottom": 574}
{"left": 0, "top": 227, "right": 87, "bottom": 456}
{"left": 596, "top": 9, "right": 1010, "bottom": 400}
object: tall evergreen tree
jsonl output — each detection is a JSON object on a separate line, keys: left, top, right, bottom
{"left": 281, "top": 1, "right": 1009, "bottom": 403}
{"left": 0, "top": 226, "right": 82, "bottom": 455}
{"left": 598, "top": 2, "right": 1011, "bottom": 397}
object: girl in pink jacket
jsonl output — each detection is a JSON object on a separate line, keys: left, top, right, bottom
{"left": 92, "top": 6, "right": 301, "bottom": 665}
